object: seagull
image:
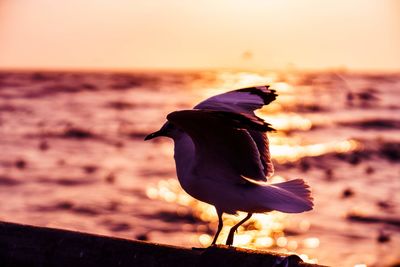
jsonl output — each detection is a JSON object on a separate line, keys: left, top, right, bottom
{"left": 145, "top": 85, "right": 313, "bottom": 246}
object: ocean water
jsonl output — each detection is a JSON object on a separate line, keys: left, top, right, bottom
{"left": 0, "top": 70, "right": 399, "bottom": 266}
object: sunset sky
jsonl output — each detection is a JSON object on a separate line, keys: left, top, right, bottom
{"left": 0, "top": 0, "right": 399, "bottom": 71}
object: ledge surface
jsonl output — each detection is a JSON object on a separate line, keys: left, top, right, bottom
{"left": 0, "top": 221, "right": 326, "bottom": 267}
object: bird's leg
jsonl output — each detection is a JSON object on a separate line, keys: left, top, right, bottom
{"left": 225, "top": 213, "right": 253, "bottom": 246}
{"left": 211, "top": 209, "right": 223, "bottom": 245}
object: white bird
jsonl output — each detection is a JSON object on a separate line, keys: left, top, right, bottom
{"left": 145, "top": 85, "right": 313, "bottom": 246}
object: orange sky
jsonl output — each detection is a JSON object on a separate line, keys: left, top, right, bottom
{"left": 0, "top": 0, "right": 399, "bottom": 71}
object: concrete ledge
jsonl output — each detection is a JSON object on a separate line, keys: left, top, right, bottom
{"left": 0, "top": 221, "right": 326, "bottom": 267}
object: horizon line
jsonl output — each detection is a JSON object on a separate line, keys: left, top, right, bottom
{"left": 0, "top": 66, "right": 399, "bottom": 75}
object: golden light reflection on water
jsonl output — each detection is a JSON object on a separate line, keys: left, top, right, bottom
{"left": 270, "top": 139, "right": 360, "bottom": 163}
{"left": 303, "top": 237, "right": 320, "bottom": 249}
{"left": 257, "top": 112, "right": 313, "bottom": 131}
{"left": 257, "top": 106, "right": 360, "bottom": 162}
{"left": 272, "top": 82, "right": 292, "bottom": 93}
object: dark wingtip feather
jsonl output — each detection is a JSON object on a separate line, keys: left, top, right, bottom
{"left": 236, "top": 85, "right": 278, "bottom": 105}
{"left": 265, "top": 123, "right": 276, "bottom": 132}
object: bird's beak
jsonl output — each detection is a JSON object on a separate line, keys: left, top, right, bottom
{"left": 144, "top": 130, "right": 163, "bottom": 141}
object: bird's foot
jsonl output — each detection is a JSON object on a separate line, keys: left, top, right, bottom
{"left": 225, "top": 236, "right": 234, "bottom": 246}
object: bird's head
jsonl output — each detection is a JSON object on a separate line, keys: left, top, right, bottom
{"left": 144, "top": 122, "right": 180, "bottom": 140}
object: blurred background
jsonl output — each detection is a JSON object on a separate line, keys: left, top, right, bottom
{"left": 0, "top": 1, "right": 399, "bottom": 266}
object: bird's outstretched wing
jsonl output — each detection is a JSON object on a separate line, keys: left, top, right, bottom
{"left": 167, "top": 109, "right": 273, "bottom": 183}
{"left": 194, "top": 85, "right": 277, "bottom": 116}
{"left": 194, "top": 85, "right": 276, "bottom": 178}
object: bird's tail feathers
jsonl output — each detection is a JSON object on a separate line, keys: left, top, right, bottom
{"left": 260, "top": 179, "right": 313, "bottom": 213}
